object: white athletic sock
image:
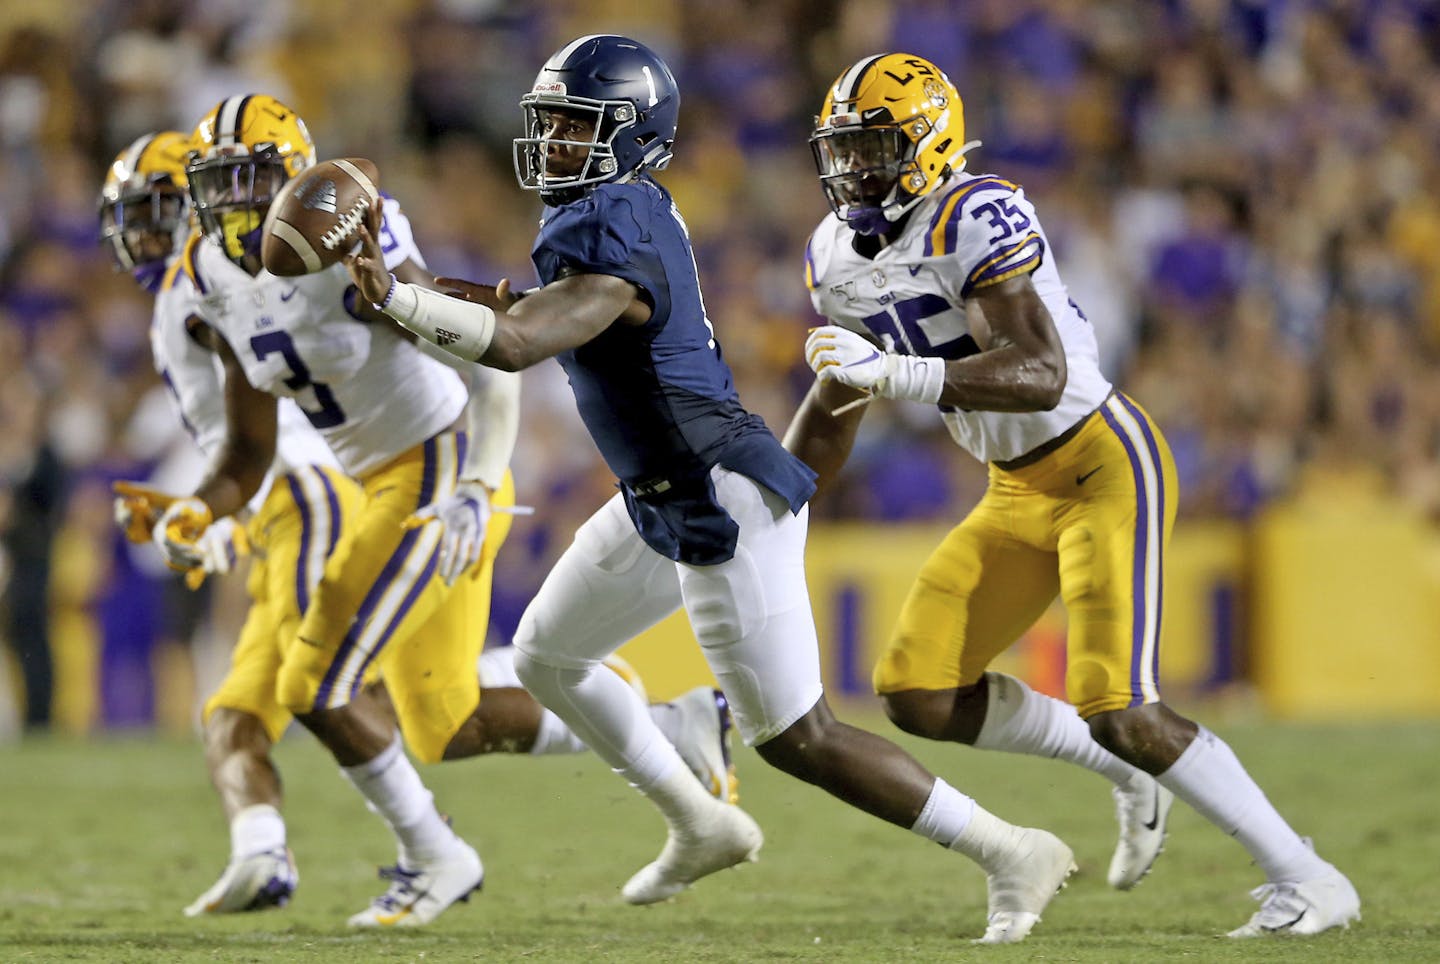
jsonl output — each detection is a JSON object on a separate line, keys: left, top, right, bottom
{"left": 910, "top": 778, "right": 977, "bottom": 848}
{"left": 341, "top": 734, "right": 456, "bottom": 865}
{"left": 947, "top": 801, "right": 1024, "bottom": 872}
{"left": 230, "top": 803, "right": 285, "bottom": 858}
{"left": 975, "top": 673, "right": 1141, "bottom": 786}
{"left": 529, "top": 708, "right": 590, "bottom": 755}
{"left": 1158, "top": 726, "right": 1330, "bottom": 882}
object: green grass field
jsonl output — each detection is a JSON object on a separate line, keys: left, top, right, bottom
{"left": 2, "top": 710, "right": 1436, "bottom": 962}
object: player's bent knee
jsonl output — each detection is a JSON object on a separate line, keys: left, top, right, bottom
{"left": 880, "top": 690, "right": 932, "bottom": 736}
{"left": 203, "top": 706, "right": 272, "bottom": 760}
{"left": 1086, "top": 706, "right": 1150, "bottom": 756}
{"left": 511, "top": 644, "right": 567, "bottom": 704}
{"left": 394, "top": 688, "right": 479, "bottom": 765}
{"left": 879, "top": 687, "right": 977, "bottom": 741}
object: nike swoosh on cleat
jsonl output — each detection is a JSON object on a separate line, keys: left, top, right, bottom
{"left": 1262, "top": 909, "right": 1307, "bottom": 932}
{"left": 1143, "top": 794, "right": 1161, "bottom": 831}
{"left": 1076, "top": 465, "right": 1103, "bottom": 486}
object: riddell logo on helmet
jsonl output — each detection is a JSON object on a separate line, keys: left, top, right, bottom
{"left": 533, "top": 81, "right": 567, "bottom": 95}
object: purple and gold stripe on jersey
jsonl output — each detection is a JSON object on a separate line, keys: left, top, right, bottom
{"left": 284, "top": 466, "right": 343, "bottom": 616}
{"left": 1099, "top": 394, "right": 1165, "bottom": 706}
{"left": 313, "top": 432, "right": 463, "bottom": 709}
{"left": 925, "top": 176, "right": 1020, "bottom": 257}
{"left": 803, "top": 236, "right": 819, "bottom": 292}
{"left": 162, "top": 232, "right": 206, "bottom": 294}
{"left": 964, "top": 231, "right": 1045, "bottom": 294}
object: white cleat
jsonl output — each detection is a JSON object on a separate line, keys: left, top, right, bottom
{"left": 1108, "top": 775, "right": 1175, "bottom": 890}
{"left": 975, "top": 828, "right": 1077, "bottom": 945}
{"left": 347, "top": 839, "right": 484, "bottom": 927}
{"left": 621, "top": 802, "right": 763, "bottom": 905}
{"left": 670, "top": 686, "right": 739, "bottom": 804}
{"left": 1227, "top": 866, "right": 1361, "bottom": 938}
{"left": 183, "top": 847, "right": 298, "bottom": 917}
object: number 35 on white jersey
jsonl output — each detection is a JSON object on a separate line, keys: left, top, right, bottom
{"left": 804, "top": 172, "right": 1111, "bottom": 464}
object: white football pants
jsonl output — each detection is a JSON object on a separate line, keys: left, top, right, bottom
{"left": 513, "top": 466, "right": 824, "bottom": 761}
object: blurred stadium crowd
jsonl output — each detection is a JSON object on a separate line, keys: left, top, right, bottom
{"left": 2, "top": 0, "right": 1439, "bottom": 734}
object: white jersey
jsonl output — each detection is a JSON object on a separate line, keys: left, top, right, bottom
{"left": 805, "top": 172, "right": 1112, "bottom": 463}
{"left": 180, "top": 196, "right": 467, "bottom": 477}
{"left": 153, "top": 243, "right": 339, "bottom": 512}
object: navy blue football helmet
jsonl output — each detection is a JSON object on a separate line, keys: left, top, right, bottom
{"left": 514, "top": 34, "right": 680, "bottom": 204}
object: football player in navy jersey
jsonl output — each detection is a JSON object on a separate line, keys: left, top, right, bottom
{"left": 125, "top": 94, "right": 736, "bottom": 928}
{"left": 787, "top": 53, "right": 1359, "bottom": 939}
{"left": 347, "top": 34, "right": 1083, "bottom": 943}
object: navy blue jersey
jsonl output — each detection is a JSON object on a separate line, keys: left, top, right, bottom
{"left": 532, "top": 177, "right": 815, "bottom": 565}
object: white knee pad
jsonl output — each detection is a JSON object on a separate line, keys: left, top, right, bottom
{"left": 512, "top": 643, "right": 562, "bottom": 694}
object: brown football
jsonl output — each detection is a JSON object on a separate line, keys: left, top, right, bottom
{"left": 261, "top": 157, "right": 380, "bottom": 277}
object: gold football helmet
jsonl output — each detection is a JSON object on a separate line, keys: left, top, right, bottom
{"left": 810, "top": 53, "right": 978, "bottom": 235}
{"left": 98, "top": 130, "right": 193, "bottom": 284}
{"left": 187, "top": 93, "right": 316, "bottom": 266}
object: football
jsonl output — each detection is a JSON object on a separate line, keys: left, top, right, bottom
{"left": 260, "top": 157, "right": 380, "bottom": 277}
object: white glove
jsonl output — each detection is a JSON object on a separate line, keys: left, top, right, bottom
{"left": 197, "top": 516, "right": 249, "bottom": 577}
{"left": 805, "top": 325, "right": 947, "bottom": 403}
{"left": 151, "top": 496, "right": 214, "bottom": 574}
{"left": 405, "top": 479, "right": 492, "bottom": 586}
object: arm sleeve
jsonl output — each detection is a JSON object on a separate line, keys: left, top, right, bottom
{"left": 458, "top": 366, "right": 521, "bottom": 490}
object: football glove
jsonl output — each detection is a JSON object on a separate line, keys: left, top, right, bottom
{"left": 403, "top": 479, "right": 493, "bottom": 586}
{"left": 805, "top": 325, "right": 946, "bottom": 404}
{"left": 183, "top": 516, "right": 251, "bottom": 590}
{"left": 112, "top": 480, "right": 182, "bottom": 544}
{"left": 151, "top": 496, "right": 215, "bottom": 575}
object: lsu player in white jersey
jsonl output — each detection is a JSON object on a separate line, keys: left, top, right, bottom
{"left": 788, "top": 53, "right": 1359, "bottom": 940}
{"left": 104, "top": 128, "right": 360, "bottom": 916}
{"left": 137, "top": 95, "right": 736, "bottom": 927}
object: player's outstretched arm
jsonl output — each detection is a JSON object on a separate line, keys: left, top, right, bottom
{"left": 479, "top": 272, "right": 641, "bottom": 370}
